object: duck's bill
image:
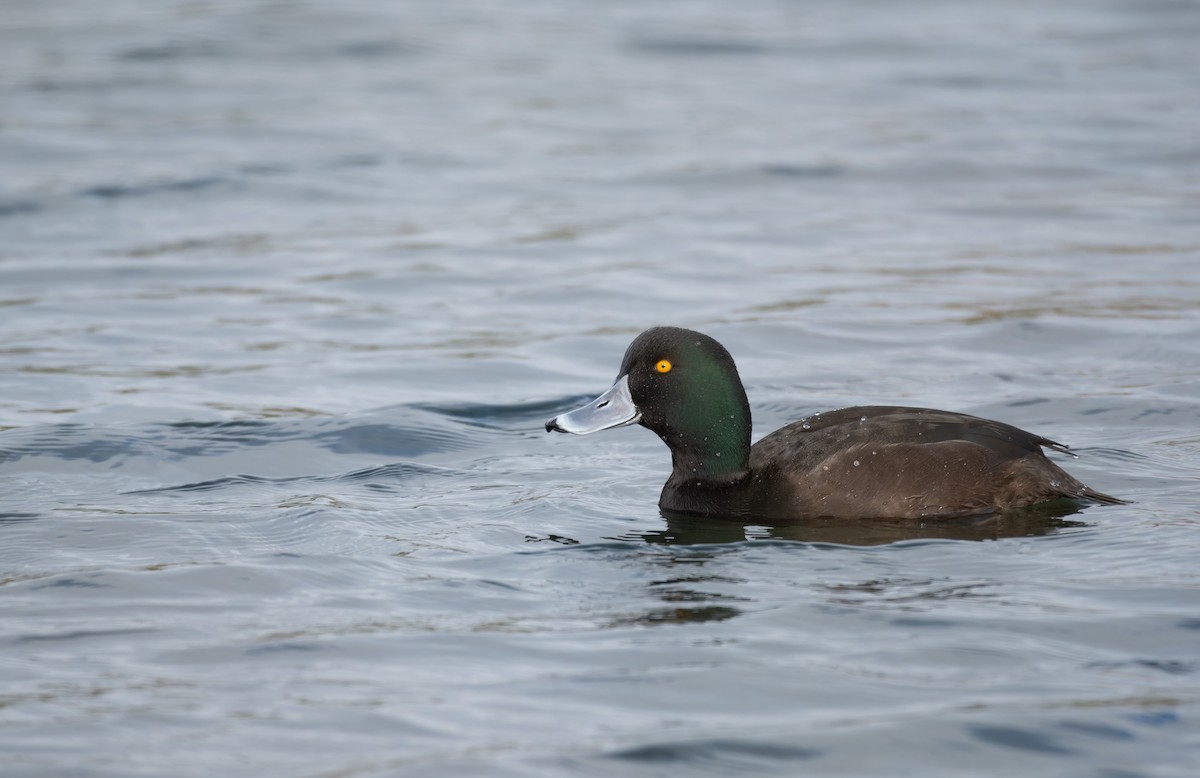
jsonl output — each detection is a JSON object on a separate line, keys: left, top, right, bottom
{"left": 545, "top": 374, "right": 641, "bottom": 434}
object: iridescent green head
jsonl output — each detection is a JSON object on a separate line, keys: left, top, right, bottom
{"left": 547, "top": 327, "right": 752, "bottom": 478}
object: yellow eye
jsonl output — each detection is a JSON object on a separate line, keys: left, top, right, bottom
{"left": 655, "top": 359, "right": 672, "bottom": 374}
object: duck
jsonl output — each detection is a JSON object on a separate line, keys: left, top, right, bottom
{"left": 545, "top": 326, "right": 1123, "bottom": 520}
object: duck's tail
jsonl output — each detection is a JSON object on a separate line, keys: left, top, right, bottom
{"left": 1078, "top": 486, "right": 1128, "bottom": 506}
{"left": 1042, "top": 440, "right": 1128, "bottom": 506}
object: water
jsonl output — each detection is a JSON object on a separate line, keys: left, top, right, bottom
{"left": 2, "top": 1, "right": 1199, "bottom": 775}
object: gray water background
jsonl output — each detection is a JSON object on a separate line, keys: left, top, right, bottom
{"left": 2, "top": 1, "right": 1199, "bottom": 775}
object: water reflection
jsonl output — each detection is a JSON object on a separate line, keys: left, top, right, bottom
{"left": 608, "top": 570, "right": 751, "bottom": 627}
{"left": 630, "top": 502, "right": 1088, "bottom": 546}
{"left": 608, "top": 604, "right": 741, "bottom": 627}
{"left": 597, "top": 502, "right": 1088, "bottom": 629}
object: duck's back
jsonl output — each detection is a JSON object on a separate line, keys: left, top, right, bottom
{"left": 745, "top": 406, "right": 1120, "bottom": 519}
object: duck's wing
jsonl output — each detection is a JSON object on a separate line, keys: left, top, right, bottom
{"left": 817, "top": 405, "right": 1067, "bottom": 453}
{"left": 748, "top": 406, "right": 1123, "bottom": 518}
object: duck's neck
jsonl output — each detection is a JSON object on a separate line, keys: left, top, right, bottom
{"left": 661, "top": 395, "right": 752, "bottom": 483}
{"left": 668, "top": 441, "right": 750, "bottom": 483}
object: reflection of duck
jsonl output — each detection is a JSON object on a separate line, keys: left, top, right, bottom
{"left": 630, "top": 503, "right": 1088, "bottom": 547}
{"left": 548, "top": 327, "right": 1123, "bottom": 521}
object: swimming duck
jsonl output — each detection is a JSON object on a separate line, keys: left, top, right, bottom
{"left": 545, "top": 326, "right": 1123, "bottom": 520}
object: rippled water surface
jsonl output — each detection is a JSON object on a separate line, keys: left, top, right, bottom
{"left": 3, "top": 1, "right": 1199, "bottom": 775}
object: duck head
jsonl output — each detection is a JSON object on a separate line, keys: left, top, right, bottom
{"left": 546, "top": 327, "right": 752, "bottom": 478}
